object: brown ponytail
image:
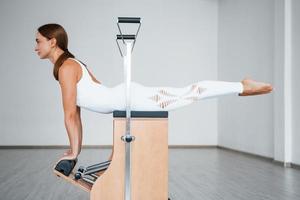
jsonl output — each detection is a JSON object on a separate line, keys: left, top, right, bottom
{"left": 53, "top": 49, "right": 75, "bottom": 81}
{"left": 37, "top": 24, "right": 75, "bottom": 81}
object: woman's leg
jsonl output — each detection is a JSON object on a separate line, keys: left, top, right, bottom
{"left": 111, "top": 78, "right": 272, "bottom": 112}
{"left": 130, "top": 80, "right": 244, "bottom": 111}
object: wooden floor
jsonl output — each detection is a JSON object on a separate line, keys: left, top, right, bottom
{"left": 0, "top": 148, "right": 300, "bottom": 200}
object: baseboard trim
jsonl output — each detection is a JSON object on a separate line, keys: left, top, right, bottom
{"left": 217, "top": 145, "right": 300, "bottom": 169}
{"left": 169, "top": 145, "right": 216, "bottom": 148}
{"left": 217, "top": 145, "right": 274, "bottom": 161}
{"left": 291, "top": 163, "right": 300, "bottom": 170}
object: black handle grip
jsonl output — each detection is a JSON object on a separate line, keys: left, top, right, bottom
{"left": 118, "top": 17, "right": 141, "bottom": 24}
{"left": 117, "top": 34, "right": 136, "bottom": 40}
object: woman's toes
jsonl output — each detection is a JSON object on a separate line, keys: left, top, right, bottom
{"left": 268, "top": 85, "right": 273, "bottom": 91}
{"left": 263, "top": 84, "right": 273, "bottom": 92}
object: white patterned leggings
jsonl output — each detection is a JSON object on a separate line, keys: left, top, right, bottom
{"left": 106, "top": 80, "right": 244, "bottom": 112}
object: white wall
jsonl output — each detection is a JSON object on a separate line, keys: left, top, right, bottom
{"left": 0, "top": 0, "right": 219, "bottom": 146}
{"left": 292, "top": 0, "right": 300, "bottom": 164}
{"left": 217, "top": 0, "right": 274, "bottom": 157}
{"left": 218, "top": 0, "right": 300, "bottom": 166}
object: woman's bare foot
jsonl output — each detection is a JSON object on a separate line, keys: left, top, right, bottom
{"left": 239, "top": 78, "right": 273, "bottom": 96}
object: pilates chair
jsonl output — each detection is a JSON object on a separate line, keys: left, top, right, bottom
{"left": 54, "top": 17, "right": 171, "bottom": 200}
{"left": 54, "top": 110, "right": 169, "bottom": 200}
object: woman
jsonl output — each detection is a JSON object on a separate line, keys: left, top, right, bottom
{"left": 35, "top": 23, "right": 273, "bottom": 163}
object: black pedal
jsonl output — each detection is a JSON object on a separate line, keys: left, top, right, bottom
{"left": 54, "top": 159, "right": 77, "bottom": 176}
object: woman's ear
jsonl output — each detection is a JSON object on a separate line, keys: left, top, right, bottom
{"left": 49, "top": 38, "right": 57, "bottom": 48}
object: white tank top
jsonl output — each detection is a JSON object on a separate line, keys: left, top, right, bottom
{"left": 69, "top": 58, "right": 114, "bottom": 114}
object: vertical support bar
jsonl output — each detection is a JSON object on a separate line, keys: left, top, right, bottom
{"left": 124, "top": 42, "right": 132, "bottom": 200}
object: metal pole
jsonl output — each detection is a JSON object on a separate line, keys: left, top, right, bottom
{"left": 124, "top": 42, "right": 132, "bottom": 200}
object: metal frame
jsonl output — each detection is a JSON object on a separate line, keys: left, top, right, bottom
{"left": 115, "top": 17, "right": 141, "bottom": 200}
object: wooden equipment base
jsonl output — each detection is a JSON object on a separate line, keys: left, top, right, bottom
{"left": 53, "top": 169, "right": 92, "bottom": 192}
{"left": 90, "top": 117, "right": 168, "bottom": 200}
{"left": 54, "top": 113, "right": 168, "bottom": 200}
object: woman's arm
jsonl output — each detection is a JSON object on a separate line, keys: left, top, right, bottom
{"left": 58, "top": 60, "right": 82, "bottom": 156}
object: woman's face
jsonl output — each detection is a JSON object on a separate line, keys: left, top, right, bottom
{"left": 35, "top": 32, "right": 53, "bottom": 59}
